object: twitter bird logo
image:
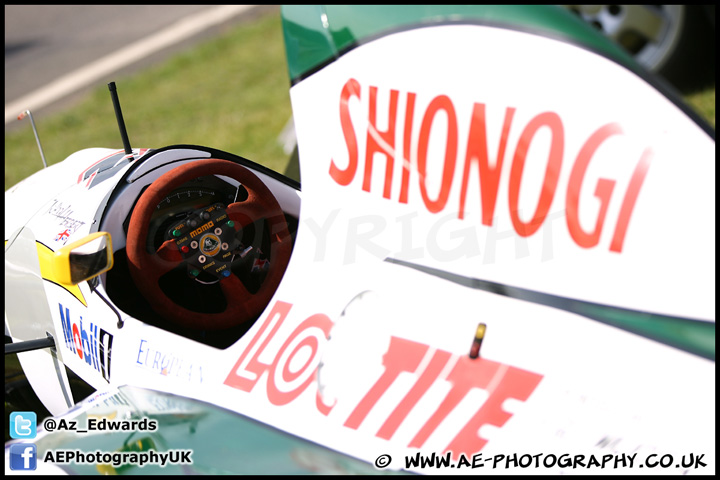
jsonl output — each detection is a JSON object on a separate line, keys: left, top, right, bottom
{"left": 10, "top": 412, "right": 37, "bottom": 439}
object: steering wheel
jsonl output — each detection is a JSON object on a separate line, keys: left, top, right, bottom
{"left": 126, "top": 159, "right": 292, "bottom": 330}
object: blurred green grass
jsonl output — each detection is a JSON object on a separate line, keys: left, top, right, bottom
{"left": 4, "top": 9, "right": 715, "bottom": 191}
{"left": 5, "top": 10, "right": 292, "bottom": 191}
{"left": 685, "top": 87, "right": 715, "bottom": 128}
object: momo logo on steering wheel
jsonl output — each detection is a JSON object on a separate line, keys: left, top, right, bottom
{"left": 190, "top": 221, "right": 214, "bottom": 238}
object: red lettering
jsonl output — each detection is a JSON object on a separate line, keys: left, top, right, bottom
{"left": 343, "top": 335, "right": 542, "bottom": 457}
{"left": 266, "top": 313, "right": 333, "bottom": 406}
{"left": 443, "top": 358, "right": 543, "bottom": 460}
{"left": 344, "top": 336, "right": 427, "bottom": 429}
{"left": 364, "top": 87, "right": 399, "bottom": 198}
{"left": 459, "top": 105, "right": 516, "bottom": 225}
{"left": 376, "top": 349, "right": 451, "bottom": 440}
{"left": 329, "top": 79, "right": 649, "bottom": 254}
{"left": 408, "top": 356, "right": 502, "bottom": 449}
{"left": 407, "top": 357, "right": 543, "bottom": 458}
{"left": 417, "top": 95, "right": 458, "bottom": 213}
{"left": 225, "top": 301, "right": 335, "bottom": 409}
{"left": 610, "top": 147, "right": 653, "bottom": 252}
{"left": 509, "top": 112, "right": 564, "bottom": 237}
{"left": 72, "top": 323, "right": 83, "bottom": 360}
{"left": 329, "top": 78, "right": 361, "bottom": 186}
{"left": 224, "top": 301, "right": 292, "bottom": 391}
{"left": 566, "top": 123, "right": 621, "bottom": 248}
{"left": 399, "top": 92, "right": 417, "bottom": 204}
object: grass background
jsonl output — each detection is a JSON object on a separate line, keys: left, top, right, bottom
{"left": 4, "top": 8, "right": 715, "bottom": 192}
{"left": 4, "top": 10, "right": 293, "bottom": 191}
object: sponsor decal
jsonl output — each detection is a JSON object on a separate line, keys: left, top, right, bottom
{"left": 135, "top": 339, "right": 204, "bottom": 383}
{"left": 48, "top": 200, "right": 86, "bottom": 240}
{"left": 342, "top": 336, "right": 543, "bottom": 460}
{"left": 225, "top": 301, "right": 332, "bottom": 406}
{"left": 329, "top": 79, "right": 651, "bottom": 253}
{"left": 251, "top": 258, "right": 270, "bottom": 272}
{"left": 225, "top": 300, "right": 542, "bottom": 458}
{"left": 55, "top": 229, "right": 71, "bottom": 244}
{"left": 59, "top": 303, "right": 113, "bottom": 382}
{"left": 190, "top": 221, "right": 214, "bottom": 239}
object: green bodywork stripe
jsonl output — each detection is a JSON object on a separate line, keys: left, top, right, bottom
{"left": 281, "top": 5, "right": 638, "bottom": 83}
{"left": 387, "top": 258, "right": 715, "bottom": 361}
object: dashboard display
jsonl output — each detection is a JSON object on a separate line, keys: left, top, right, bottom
{"left": 146, "top": 175, "right": 246, "bottom": 251}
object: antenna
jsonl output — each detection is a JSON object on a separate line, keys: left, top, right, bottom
{"left": 17, "top": 110, "right": 48, "bottom": 168}
{"left": 108, "top": 82, "right": 133, "bottom": 156}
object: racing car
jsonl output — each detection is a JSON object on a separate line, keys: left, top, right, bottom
{"left": 5, "top": 5, "right": 715, "bottom": 475}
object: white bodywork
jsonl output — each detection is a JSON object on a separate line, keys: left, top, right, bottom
{"left": 5, "top": 21, "right": 714, "bottom": 475}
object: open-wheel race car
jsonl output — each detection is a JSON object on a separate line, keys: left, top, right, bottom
{"left": 5, "top": 5, "right": 714, "bottom": 475}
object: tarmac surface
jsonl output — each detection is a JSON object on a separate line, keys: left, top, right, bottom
{"left": 5, "top": 5, "right": 272, "bottom": 130}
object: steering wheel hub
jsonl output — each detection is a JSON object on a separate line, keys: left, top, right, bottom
{"left": 168, "top": 203, "right": 240, "bottom": 280}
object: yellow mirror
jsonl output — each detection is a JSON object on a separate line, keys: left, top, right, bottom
{"left": 53, "top": 232, "right": 114, "bottom": 285}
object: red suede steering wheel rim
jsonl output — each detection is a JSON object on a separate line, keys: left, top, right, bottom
{"left": 126, "top": 159, "right": 292, "bottom": 330}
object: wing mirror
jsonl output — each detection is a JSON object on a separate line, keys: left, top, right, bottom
{"left": 53, "top": 232, "right": 114, "bottom": 285}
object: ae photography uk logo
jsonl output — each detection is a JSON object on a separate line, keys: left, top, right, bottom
{"left": 373, "top": 450, "right": 710, "bottom": 472}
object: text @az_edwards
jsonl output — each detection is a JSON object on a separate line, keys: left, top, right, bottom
{"left": 42, "top": 416, "right": 157, "bottom": 433}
